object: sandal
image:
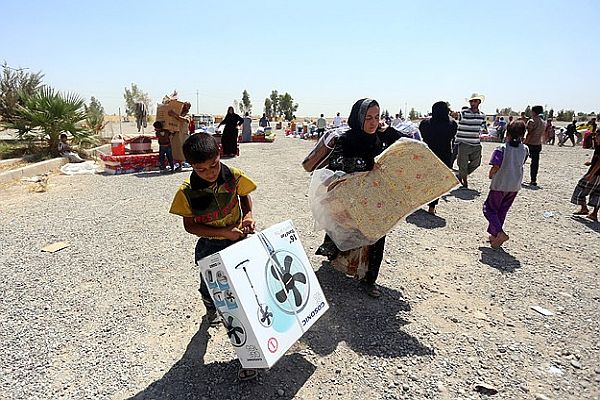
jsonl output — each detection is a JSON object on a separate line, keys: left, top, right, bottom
{"left": 586, "top": 214, "right": 598, "bottom": 222}
{"left": 238, "top": 368, "right": 258, "bottom": 381}
{"left": 360, "top": 280, "right": 381, "bottom": 298}
{"left": 573, "top": 209, "right": 589, "bottom": 215}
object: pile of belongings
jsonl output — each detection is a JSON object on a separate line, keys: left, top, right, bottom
{"left": 252, "top": 127, "right": 276, "bottom": 142}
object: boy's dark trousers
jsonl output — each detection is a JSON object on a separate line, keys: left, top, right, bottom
{"left": 195, "top": 237, "right": 235, "bottom": 311}
{"left": 159, "top": 145, "right": 174, "bottom": 170}
{"left": 528, "top": 144, "right": 542, "bottom": 183}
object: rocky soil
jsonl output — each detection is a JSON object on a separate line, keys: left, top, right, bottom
{"left": 0, "top": 136, "right": 598, "bottom": 400}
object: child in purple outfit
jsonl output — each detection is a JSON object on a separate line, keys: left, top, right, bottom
{"left": 483, "top": 120, "right": 529, "bottom": 248}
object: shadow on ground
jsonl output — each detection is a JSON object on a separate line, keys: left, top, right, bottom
{"left": 478, "top": 246, "right": 522, "bottom": 272}
{"left": 446, "top": 188, "right": 481, "bottom": 201}
{"left": 570, "top": 215, "right": 600, "bottom": 233}
{"left": 406, "top": 209, "right": 447, "bottom": 229}
{"left": 129, "top": 316, "right": 316, "bottom": 400}
{"left": 299, "top": 264, "right": 434, "bottom": 358}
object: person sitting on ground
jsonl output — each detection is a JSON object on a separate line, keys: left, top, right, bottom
{"left": 154, "top": 121, "right": 175, "bottom": 172}
{"left": 57, "top": 133, "right": 84, "bottom": 163}
{"left": 571, "top": 133, "right": 600, "bottom": 221}
{"left": 169, "top": 133, "right": 258, "bottom": 380}
{"left": 483, "top": 120, "right": 529, "bottom": 248}
{"left": 315, "top": 98, "right": 402, "bottom": 298}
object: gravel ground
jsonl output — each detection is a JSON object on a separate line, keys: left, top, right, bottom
{"left": 0, "top": 136, "right": 599, "bottom": 400}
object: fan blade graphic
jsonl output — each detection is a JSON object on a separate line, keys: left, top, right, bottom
{"left": 275, "top": 288, "right": 288, "bottom": 303}
{"left": 292, "top": 286, "right": 303, "bottom": 307}
{"left": 293, "top": 272, "right": 307, "bottom": 284}
{"left": 230, "top": 327, "right": 244, "bottom": 344}
{"left": 225, "top": 316, "right": 244, "bottom": 344}
{"left": 283, "top": 255, "right": 292, "bottom": 274}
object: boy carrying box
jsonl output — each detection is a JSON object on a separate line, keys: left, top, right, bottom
{"left": 169, "top": 132, "right": 259, "bottom": 381}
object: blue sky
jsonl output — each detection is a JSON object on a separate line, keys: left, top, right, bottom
{"left": 2, "top": 0, "right": 598, "bottom": 117}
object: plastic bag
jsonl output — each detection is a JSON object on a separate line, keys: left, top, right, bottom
{"left": 60, "top": 161, "right": 100, "bottom": 175}
{"left": 308, "top": 168, "right": 374, "bottom": 251}
{"left": 392, "top": 121, "right": 422, "bottom": 141}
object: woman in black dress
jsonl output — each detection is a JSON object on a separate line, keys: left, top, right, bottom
{"left": 419, "top": 101, "right": 457, "bottom": 214}
{"left": 217, "top": 106, "right": 243, "bottom": 157}
{"left": 315, "top": 98, "right": 401, "bottom": 298}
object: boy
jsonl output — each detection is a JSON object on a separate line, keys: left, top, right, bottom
{"left": 58, "top": 133, "right": 84, "bottom": 163}
{"left": 154, "top": 121, "right": 175, "bottom": 172}
{"left": 169, "top": 133, "right": 258, "bottom": 380}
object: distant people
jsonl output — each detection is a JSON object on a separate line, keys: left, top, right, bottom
{"left": 217, "top": 106, "right": 243, "bottom": 157}
{"left": 135, "top": 102, "right": 147, "bottom": 132}
{"left": 57, "top": 133, "right": 84, "bottom": 163}
{"left": 419, "top": 101, "right": 457, "bottom": 215}
{"left": 391, "top": 113, "right": 403, "bottom": 128}
{"left": 316, "top": 113, "right": 327, "bottom": 137}
{"left": 496, "top": 117, "right": 507, "bottom": 142}
{"left": 545, "top": 118, "right": 555, "bottom": 145}
{"left": 519, "top": 112, "right": 528, "bottom": 122}
{"left": 241, "top": 112, "right": 252, "bottom": 143}
{"left": 571, "top": 133, "right": 600, "bottom": 221}
{"left": 455, "top": 93, "right": 486, "bottom": 188}
{"left": 332, "top": 112, "right": 342, "bottom": 128}
{"left": 583, "top": 117, "right": 596, "bottom": 149}
{"left": 559, "top": 119, "right": 577, "bottom": 147}
{"left": 154, "top": 121, "right": 175, "bottom": 172}
{"left": 524, "top": 105, "right": 545, "bottom": 186}
{"left": 168, "top": 101, "right": 192, "bottom": 170}
{"left": 483, "top": 120, "right": 529, "bottom": 248}
{"left": 259, "top": 113, "right": 270, "bottom": 128}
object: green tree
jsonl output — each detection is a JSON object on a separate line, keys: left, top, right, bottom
{"left": 7, "top": 86, "right": 94, "bottom": 154}
{"left": 548, "top": 109, "right": 554, "bottom": 119}
{"left": 278, "top": 92, "right": 298, "bottom": 121}
{"left": 269, "top": 90, "right": 280, "bottom": 117}
{"left": 123, "top": 83, "right": 151, "bottom": 116}
{"left": 556, "top": 109, "right": 575, "bottom": 122}
{"left": 0, "top": 63, "right": 44, "bottom": 128}
{"left": 240, "top": 90, "right": 252, "bottom": 115}
{"left": 264, "top": 97, "right": 273, "bottom": 118}
{"left": 397, "top": 109, "right": 403, "bottom": 119}
{"left": 84, "top": 96, "right": 106, "bottom": 136}
{"left": 409, "top": 108, "right": 417, "bottom": 120}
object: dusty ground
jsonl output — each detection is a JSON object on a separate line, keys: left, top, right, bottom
{"left": 0, "top": 136, "right": 598, "bottom": 400}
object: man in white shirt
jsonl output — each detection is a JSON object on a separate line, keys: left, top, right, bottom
{"left": 332, "top": 112, "right": 342, "bottom": 128}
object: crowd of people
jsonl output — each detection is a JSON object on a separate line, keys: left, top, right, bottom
{"left": 159, "top": 92, "right": 599, "bottom": 381}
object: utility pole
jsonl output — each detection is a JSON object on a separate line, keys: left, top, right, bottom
{"left": 196, "top": 90, "right": 199, "bottom": 114}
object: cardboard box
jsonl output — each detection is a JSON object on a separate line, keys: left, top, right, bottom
{"left": 197, "top": 220, "right": 329, "bottom": 369}
{"left": 156, "top": 100, "right": 184, "bottom": 133}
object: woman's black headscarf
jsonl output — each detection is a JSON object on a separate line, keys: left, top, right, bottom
{"left": 430, "top": 101, "right": 450, "bottom": 125}
{"left": 347, "top": 98, "right": 379, "bottom": 149}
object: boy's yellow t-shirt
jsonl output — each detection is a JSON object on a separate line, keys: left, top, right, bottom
{"left": 169, "top": 164, "right": 257, "bottom": 237}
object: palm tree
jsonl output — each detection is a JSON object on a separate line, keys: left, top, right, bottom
{"left": 8, "top": 86, "right": 93, "bottom": 155}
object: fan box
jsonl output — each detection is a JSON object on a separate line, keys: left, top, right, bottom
{"left": 197, "top": 220, "right": 329, "bottom": 369}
